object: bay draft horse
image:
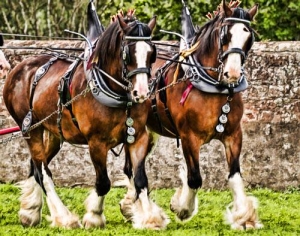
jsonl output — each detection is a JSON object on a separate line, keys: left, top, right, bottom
{"left": 3, "top": 7, "right": 167, "bottom": 229}
{"left": 0, "top": 35, "right": 11, "bottom": 78}
{"left": 126, "top": 0, "right": 262, "bottom": 230}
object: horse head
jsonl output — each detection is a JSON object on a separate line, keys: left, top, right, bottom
{"left": 193, "top": 0, "right": 258, "bottom": 89}
{"left": 87, "top": 10, "right": 156, "bottom": 104}
{"left": 0, "top": 35, "right": 11, "bottom": 79}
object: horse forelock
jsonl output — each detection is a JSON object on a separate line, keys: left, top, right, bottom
{"left": 126, "top": 20, "right": 152, "bottom": 37}
{"left": 231, "top": 7, "right": 251, "bottom": 21}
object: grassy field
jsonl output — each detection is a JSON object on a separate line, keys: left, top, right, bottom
{"left": 0, "top": 184, "right": 299, "bottom": 235}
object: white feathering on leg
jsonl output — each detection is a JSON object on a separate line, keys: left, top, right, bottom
{"left": 225, "top": 173, "right": 263, "bottom": 230}
{"left": 131, "top": 188, "right": 170, "bottom": 230}
{"left": 17, "top": 177, "right": 43, "bottom": 227}
{"left": 83, "top": 189, "right": 106, "bottom": 229}
{"left": 170, "top": 163, "right": 198, "bottom": 222}
{"left": 42, "top": 164, "right": 81, "bottom": 228}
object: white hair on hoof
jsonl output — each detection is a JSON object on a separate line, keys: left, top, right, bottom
{"left": 17, "top": 177, "right": 43, "bottom": 227}
{"left": 42, "top": 164, "right": 81, "bottom": 229}
{"left": 45, "top": 208, "right": 82, "bottom": 229}
{"left": 131, "top": 188, "right": 170, "bottom": 230}
{"left": 170, "top": 164, "right": 198, "bottom": 222}
{"left": 225, "top": 173, "right": 263, "bottom": 230}
{"left": 119, "top": 177, "right": 136, "bottom": 221}
{"left": 83, "top": 189, "right": 106, "bottom": 229}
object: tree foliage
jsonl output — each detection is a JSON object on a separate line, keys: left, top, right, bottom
{"left": 0, "top": 0, "right": 299, "bottom": 41}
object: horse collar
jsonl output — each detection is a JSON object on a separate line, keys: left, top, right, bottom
{"left": 187, "top": 57, "right": 248, "bottom": 95}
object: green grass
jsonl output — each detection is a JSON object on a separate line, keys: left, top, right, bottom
{"left": 0, "top": 184, "right": 300, "bottom": 235}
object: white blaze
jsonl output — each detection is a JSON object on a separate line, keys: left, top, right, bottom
{"left": 223, "top": 23, "right": 251, "bottom": 79}
{"left": 133, "top": 41, "right": 151, "bottom": 101}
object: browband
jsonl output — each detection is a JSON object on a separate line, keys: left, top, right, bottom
{"left": 224, "top": 17, "right": 251, "bottom": 25}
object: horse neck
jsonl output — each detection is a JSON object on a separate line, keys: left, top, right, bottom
{"left": 103, "top": 58, "right": 127, "bottom": 94}
{"left": 194, "top": 37, "right": 220, "bottom": 79}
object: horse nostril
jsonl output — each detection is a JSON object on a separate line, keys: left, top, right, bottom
{"left": 133, "top": 90, "right": 138, "bottom": 97}
{"left": 224, "top": 71, "right": 229, "bottom": 78}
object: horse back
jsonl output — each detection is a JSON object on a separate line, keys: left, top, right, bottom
{"left": 3, "top": 55, "right": 73, "bottom": 128}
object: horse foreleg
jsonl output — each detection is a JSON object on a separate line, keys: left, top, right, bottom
{"left": 41, "top": 164, "right": 81, "bottom": 228}
{"left": 124, "top": 130, "right": 169, "bottom": 230}
{"left": 170, "top": 162, "right": 198, "bottom": 222}
{"left": 83, "top": 141, "right": 109, "bottom": 229}
{"left": 223, "top": 129, "right": 263, "bottom": 230}
{"left": 170, "top": 137, "right": 201, "bottom": 222}
{"left": 120, "top": 131, "right": 160, "bottom": 221}
{"left": 82, "top": 189, "right": 106, "bottom": 229}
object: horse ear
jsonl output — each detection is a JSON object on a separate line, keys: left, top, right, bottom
{"left": 148, "top": 16, "right": 157, "bottom": 32}
{"left": 222, "top": 0, "right": 232, "bottom": 17}
{"left": 116, "top": 14, "right": 129, "bottom": 33}
{"left": 0, "top": 35, "right": 3, "bottom": 46}
{"left": 248, "top": 3, "right": 259, "bottom": 20}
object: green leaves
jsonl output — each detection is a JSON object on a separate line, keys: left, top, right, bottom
{"left": 0, "top": 0, "right": 298, "bottom": 40}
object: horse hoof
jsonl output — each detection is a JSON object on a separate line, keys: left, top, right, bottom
{"left": 170, "top": 188, "right": 198, "bottom": 222}
{"left": 119, "top": 200, "right": 133, "bottom": 220}
{"left": 46, "top": 214, "right": 82, "bottom": 229}
{"left": 19, "top": 210, "right": 41, "bottom": 227}
{"left": 83, "top": 212, "right": 106, "bottom": 229}
{"left": 131, "top": 189, "right": 170, "bottom": 230}
{"left": 173, "top": 208, "right": 192, "bottom": 221}
{"left": 19, "top": 215, "right": 40, "bottom": 227}
{"left": 225, "top": 196, "right": 263, "bottom": 230}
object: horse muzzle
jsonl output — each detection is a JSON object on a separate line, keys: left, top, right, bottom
{"left": 0, "top": 52, "right": 11, "bottom": 79}
{"left": 0, "top": 62, "right": 11, "bottom": 79}
{"left": 131, "top": 88, "right": 149, "bottom": 103}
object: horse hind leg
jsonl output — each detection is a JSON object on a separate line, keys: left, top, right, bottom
{"left": 17, "top": 159, "right": 43, "bottom": 227}
{"left": 19, "top": 129, "right": 81, "bottom": 228}
{"left": 82, "top": 140, "right": 109, "bottom": 229}
{"left": 170, "top": 137, "right": 201, "bottom": 222}
{"left": 17, "top": 129, "right": 51, "bottom": 227}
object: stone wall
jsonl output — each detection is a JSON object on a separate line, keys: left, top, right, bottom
{"left": 0, "top": 40, "right": 299, "bottom": 190}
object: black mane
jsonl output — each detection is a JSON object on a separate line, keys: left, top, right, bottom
{"left": 193, "top": 7, "right": 250, "bottom": 56}
{"left": 95, "top": 19, "right": 152, "bottom": 66}
{"left": 193, "top": 15, "right": 221, "bottom": 56}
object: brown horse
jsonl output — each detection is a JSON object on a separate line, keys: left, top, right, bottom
{"left": 0, "top": 34, "right": 11, "bottom": 79}
{"left": 3, "top": 3, "right": 168, "bottom": 229}
{"left": 123, "top": 0, "right": 262, "bottom": 230}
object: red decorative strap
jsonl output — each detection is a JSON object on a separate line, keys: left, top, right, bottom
{"left": 180, "top": 82, "right": 193, "bottom": 105}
